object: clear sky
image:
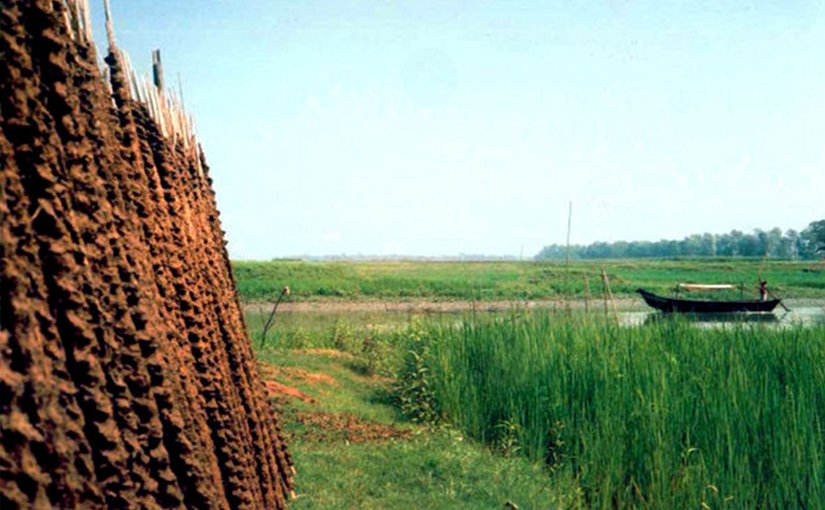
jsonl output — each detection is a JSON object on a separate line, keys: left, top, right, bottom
{"left": 94, "top": 1, "right": 825, "bottom": 259}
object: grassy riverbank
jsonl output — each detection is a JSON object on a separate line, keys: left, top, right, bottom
{"left": 255, "top": 349, "right": 560, "bottom": 509}
{"left": 252, "top": 309, "right": 825, "bottom": 509}
{"left": 233, "top": 259, "right": 824, "bottom": 302}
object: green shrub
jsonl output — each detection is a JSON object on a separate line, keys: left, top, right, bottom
{"left": 395, "top": 327, "right": 441, "bottom": 424}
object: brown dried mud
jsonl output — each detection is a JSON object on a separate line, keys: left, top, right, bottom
{"left": 263, "top": 382, "right": 316, "bottom": 404}
{"left": 260, "top": 364, "right": 338, "bottom": 388}
{"left": 293, "top": 412, "right": 411, "bottom": 444}
{"left": 1, "top": 1, "right": 292, "bottom": 508}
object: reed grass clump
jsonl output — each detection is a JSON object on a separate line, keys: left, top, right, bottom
{"left": 403, "top": 314, "right": 825, "bottom": 508}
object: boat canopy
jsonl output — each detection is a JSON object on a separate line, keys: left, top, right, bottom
{"left": 678, "top": 283, "right": 736, "bottom": 291}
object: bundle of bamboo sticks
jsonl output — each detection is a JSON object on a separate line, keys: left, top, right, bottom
{"left": 61, "top": 0, "right": 92, "bottom": 45}
{"left": 61, "top": 0, "right": 202, "bottom": 173}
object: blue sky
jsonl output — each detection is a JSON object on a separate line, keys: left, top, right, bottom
{"left": 94, "top": 1, "right": 825, "bottom": 259}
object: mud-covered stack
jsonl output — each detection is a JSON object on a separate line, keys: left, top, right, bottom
{"left": 0, "top": 1, "right": 293, "bottom": 508}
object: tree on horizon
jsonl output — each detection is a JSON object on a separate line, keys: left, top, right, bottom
{"left": 536, "top": 220, "right": 825, "bottom": 260}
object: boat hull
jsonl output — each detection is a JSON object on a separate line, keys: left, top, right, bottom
{"left": 637, "top": 289, "right": 780, "bottom": 313}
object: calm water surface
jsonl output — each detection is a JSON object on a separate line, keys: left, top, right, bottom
{"left": 248, "top": 304, "right": 825, "bottom": 333}
{"left": 620, "top": 307, "right": 825, "bottom": 328}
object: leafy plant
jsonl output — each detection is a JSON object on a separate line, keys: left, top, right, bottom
{"left": 395, "top": 328, "right": 440, "bottom": 424}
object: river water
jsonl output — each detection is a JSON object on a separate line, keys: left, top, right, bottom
{"left": 619, "top": 307, "right": 825, "bottom": 328}
{"left": 249, "top": 304, "right": 825, "bottom": 335}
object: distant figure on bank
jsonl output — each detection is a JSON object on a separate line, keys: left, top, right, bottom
{"left": 759, "top": 280, "right": 768, "bottom": 301}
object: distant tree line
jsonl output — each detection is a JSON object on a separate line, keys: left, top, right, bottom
{"left": 535, "top": 220, "right": 825, "bottom": 260}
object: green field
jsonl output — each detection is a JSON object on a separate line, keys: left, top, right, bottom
{"left": 242, "top": 256, "right": 825, "bottom": 509}
{"left": 251, "top": 309, "right": 825, "bottom": 509}
{"left": 233, "top": 259, "right": 825, "bottom": 302}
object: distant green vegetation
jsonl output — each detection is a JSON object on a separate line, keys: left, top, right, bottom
{"left": 232, "top": 259, "right": 825, "bottom": 302}
{"left": 397, "top": 314, "right": 825, "bottom": 509}
{"left": 537, "top": 221, "right": 825, "bottom": 260}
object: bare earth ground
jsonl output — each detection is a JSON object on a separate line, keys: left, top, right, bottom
{"left": 259, "top": 359, "right": 412, "bottom": 444}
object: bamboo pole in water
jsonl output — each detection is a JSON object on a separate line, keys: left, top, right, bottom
{"left": 601, "top": 269, "right": 618, "bottom": 324}
{"left": 565, "top": 201, "right": 572, "bottom": 313}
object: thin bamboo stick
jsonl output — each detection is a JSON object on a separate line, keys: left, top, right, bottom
{"left": 103, "top": 0, "right": 116, "bottom": 50}
{"left": 82, "top": 0, "right": 92, "bottom": 44}
{"left": 62, "top": 6, "right": 76, "bottom": 41}
{"left": 600, "top": 269, "right": 619, "bottom": 324}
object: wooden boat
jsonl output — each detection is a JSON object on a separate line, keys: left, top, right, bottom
{"left": 637, "top": 288, "right": 781, "bottom": 313}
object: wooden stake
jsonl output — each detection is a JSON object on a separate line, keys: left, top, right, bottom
{"left": 259, "top": 287, "right": 289, "bottom": 349}
{"left": 601, "top": 269, "right": 618, "bottom": 324}
{"left": 583, "top": 273, "right": 591, "bottom": 313}
{"left": 565, "top": 201, "right": 572, "bottom": 313}
{"left": 152, "top": 49, "right": 165, "bottom": 91}
{"left": 565, "top": 201, "right": 572, "bottom": 268}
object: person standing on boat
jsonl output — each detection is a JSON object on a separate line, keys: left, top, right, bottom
{"left": 759, "top": 280, "right": 768, "bottom": 301}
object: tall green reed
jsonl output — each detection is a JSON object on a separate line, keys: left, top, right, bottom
{"left": 408, "top": 313, "right": 824, "bottom": 508}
